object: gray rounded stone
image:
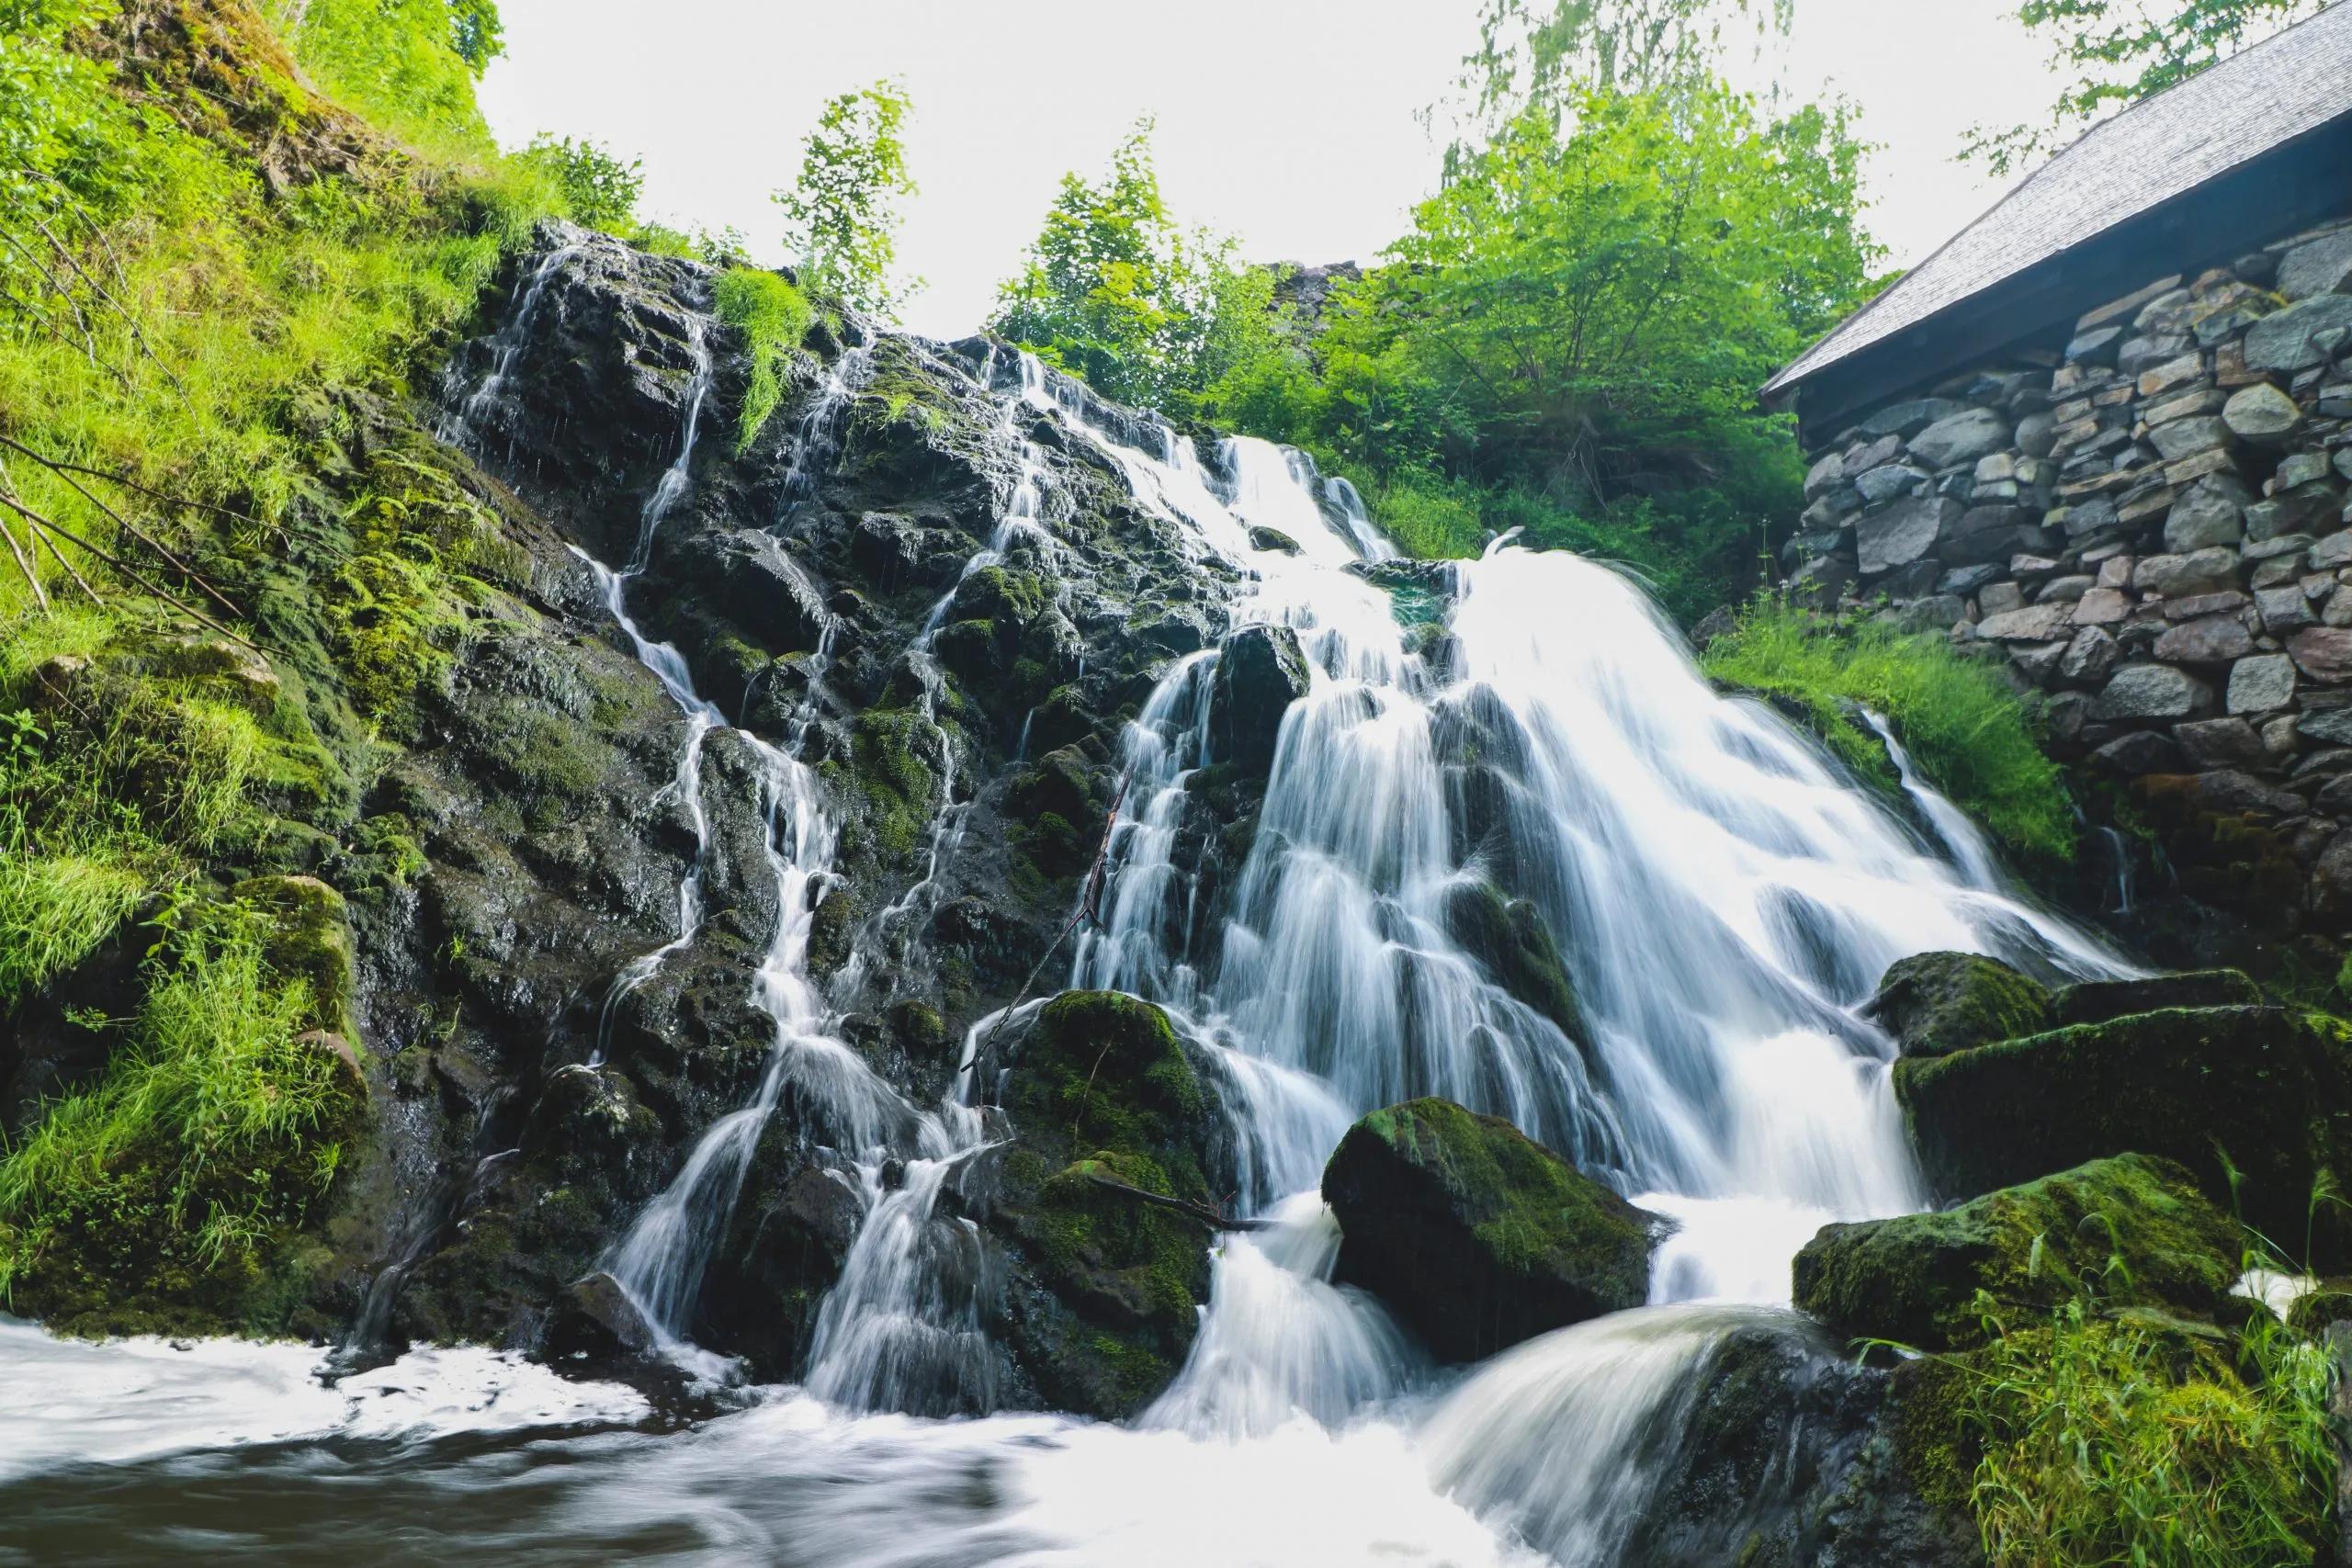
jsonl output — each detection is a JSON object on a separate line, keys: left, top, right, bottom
{"left": 2221, "top": 382, "right": 2305, "bottom": 446}
{"left": 2089, "top": 663, "right": 2213, "bottom": 722}
{"left": 2227, "top": 652, "right": 2297, "bottom": 715}
{"left": 1906, "top": 408, "right": 2011, "bottom": 470}
{"left": 1856, "top": 495, "right": 1957, "bottom": 577}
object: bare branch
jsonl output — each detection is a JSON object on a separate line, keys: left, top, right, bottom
{"left": 0, "top": 434, "right": 246, "bottom": 618}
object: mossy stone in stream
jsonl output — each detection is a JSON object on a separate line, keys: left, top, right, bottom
{"left": 2047, "top": 967, "right": 2261, "bottom": 1027}
{"left": 992, "top": 990, "right": 1226, "bottom": 1418}
{"left": 1322, "top": 1097, "right": 1661, "bottom": 1361}
{"left": 1897, "top": 1005, "right": 2352, "bottom": 1267}
{"left": 1793, "top": 1154, "right": 2238, "bottom": 1350}
{"left": 1861, "top": 951, "right": 2050, "bottom": 1058}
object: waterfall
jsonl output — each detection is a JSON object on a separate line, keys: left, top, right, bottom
{"left": 1002, "top": 375, "right": 2129, "bottom": 1438}
{"left": 16, "top": 244, "right": 2151, "bottom": 1562}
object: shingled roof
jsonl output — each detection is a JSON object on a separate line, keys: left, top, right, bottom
{"left": 1765, "top": 1, "right": 2352, "bottom": 423}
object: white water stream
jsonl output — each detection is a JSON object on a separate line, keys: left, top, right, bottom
{"left": 0, "top": 257, "right": 2134, "bottom": 1565}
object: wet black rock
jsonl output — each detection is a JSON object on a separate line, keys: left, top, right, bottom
{"left": 1323, "top": 1098, "right": 1661, "bottom": 1361}
{"left": 1861, "top": 951, "right": 2051, "bottom": 1058}
{"left": 1210, "top": 624, "right": 1309, "bottom": 776}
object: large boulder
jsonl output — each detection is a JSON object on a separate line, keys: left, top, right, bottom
{"left": 991, "top": 990, "right": 1229, "bottom": 1417}
{"left": 1861, "top": 953, "right": 2052, "bottom": 1058}
{"left": 1793, "top": 1155, "right": 2238, "bottom": 1351}
{"left": 1323, "top": 1097, "right": 1662, "bottom": 1360}
{"left": 1210, "top": 622, "right": 1310, "bottom": 775}
{"left": 1896, "top": 1006, "right": 2352, "bottom": 1264}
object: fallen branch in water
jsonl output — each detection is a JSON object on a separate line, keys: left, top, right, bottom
{"left": 1081, "top": 1172, "right": 1269, "bottom": 1233}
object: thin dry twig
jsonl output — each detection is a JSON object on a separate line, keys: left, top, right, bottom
{"left": 0, "top": 491, "right": 259, "bottom": 653}
{"left": 0, "top": 434, "right": 245, "bottom": 618}
{"left": 0, "top": 507, "right": 50, "bottom": 614}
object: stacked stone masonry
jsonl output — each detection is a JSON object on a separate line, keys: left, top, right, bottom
{"left": 1790, "top": 211, "right": 2352, "bottom": 930}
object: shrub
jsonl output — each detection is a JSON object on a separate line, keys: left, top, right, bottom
{"left": 713, "top": 266, "right": 812, "bottom": 455}
{"left": 514, "top": 133, "right": 642, "bottom": 232}
{"left": 1958, "top": 1290, "right": 2336, "bottom": 1566}
{"left": 0, "top": 898, "right": 355, "bottom": 1307}
{"left": 1701, "top": 600, "right": 2077, "bottom": 863}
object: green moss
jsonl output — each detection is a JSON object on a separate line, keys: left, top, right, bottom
{"left": 1442, "top": 880, "right": 1587, "bottom": 1043}
{"left": 1896, "top": 1006, "right": 2352, "bottom": 1267}
{"left": 232, "top": 874, "right": 356, "bottom": 1034}
{"left": 1793, "top": 1154, "right": 2238, "bottom": 1351}
{"left": 831, "top": 706, "right": 939, "bottom": 862}
{"left": 1701, "top": 600, "right": 2077, "bottom": 863}
{"left": 1866, "top": 952, "right": 2052, "bottom": 1058}
{"left": 1886, "top": 1355, "right": 1983, "bottom": 1513}
{"left": 1008, "top": 991, "right": 1207, "bottom": 1192}
{"left": 1358, "top": 1098, "right": 1645, "bottom": 1284}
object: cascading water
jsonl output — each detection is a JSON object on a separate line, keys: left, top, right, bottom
{"left": 12, "top": 249, "right": 2143, "bottom": 1566}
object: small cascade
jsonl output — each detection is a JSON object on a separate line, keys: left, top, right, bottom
{"left": 1860, "top": 707, "right": 2004, "bottom": 888}
{"left": 802, "top": 1104, "right": 996, "bottom": 1415}
{"left": 777, "top": 344, "right": 876, "bottom": 502}
{"left": 1139, "top": 1191, "right": 1418, "bottom": 1439}
{"left": 1418, "top": 1306, "right": 1763, "bottom": 1565}
{"left": 437, "top": 242, "right": 581, "bottom": 448}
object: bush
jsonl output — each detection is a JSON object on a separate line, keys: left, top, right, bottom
{"left": 713, "top": 267, "right": 812, "bottom": 455}
{"left": 0, "top": 897, "right": 355, "bottom": 1309}
{"left": 514, "top": 134, "right": 642, "bottom": 232}
{"left": 1958, "top": 1290, "right": 2336, "bottom": 1566}
{"left": 1701, "top": 600, "right": 2077, "bottom": 863}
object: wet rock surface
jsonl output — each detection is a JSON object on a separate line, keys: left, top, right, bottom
{"left": 1793, "top": 1153, "right": 2237, "bottom": 1351}
{"left": 1323, "top": 1097, "right": 1662, "bottom": 1361}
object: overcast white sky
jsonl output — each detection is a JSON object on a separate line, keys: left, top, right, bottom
{"left": 478, "top": 0, "right": 2072, "bottom": 340}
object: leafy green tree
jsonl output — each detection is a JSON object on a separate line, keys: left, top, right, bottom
{"left": 989, "top": 122, "right": 1280, "bottom": 412}
{"left": 1450, "top": 0, "right": 1794, "bottom": 145}
{"left": 1967, "top": 0, "right": 2325, "bottom": 173}
{"left": 774, "top": 80, "right": 920, "bottom": 319}
{"left": 445, "top": 0, "right": 503, "bottom": 74}
{"left": 1227, "top": 84, "right": 1876, "bottom": 618}
{"left": 516, "top": 134, "right": 642, "bottom": 232}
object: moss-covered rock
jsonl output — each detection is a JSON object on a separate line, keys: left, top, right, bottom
{"left": 990, "top": 990, "right": 1227, "bottom": 1417}
{"left": 1322, "top": 1097, "right": 1660, "bottom": 1361}
{"left": 1793, "top": 1155, "right": 2238, "bottom": 1350}
{"left": 1861, "top": 951, "right": 2051, "bottom": 1058}
{"left": 232, "top": 874, "right": 356, "bottom": 1033}
{"left": 1897, "top": 1006, "right": 2352, "bottom": 1266}
{"left": 2048, "top": 968, "right": 2261, "bottom": 1027}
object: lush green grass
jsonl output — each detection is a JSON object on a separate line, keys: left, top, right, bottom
{"left": 713, "top": 267, "right": 812, "bottom": 455}
{"left": 1956, "top": 1288, "right": 2336, "bottom": 1566}
{"left": 0, "top": 0, "right": 549, "bottom": 1325}
{"left": 0, "top": 897, "right": 354, "bottom": 1306}
{"left": 0, "top": 852, "right": 146, "bottom": 1008}
{"left": 1701, "top": 600, "right": 2077, "bottom": 863}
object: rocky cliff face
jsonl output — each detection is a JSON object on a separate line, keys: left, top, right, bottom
{"left": 1783, "top": 213, "right": 2352, "bottom": 974}
{"left": 272, "top": 224, "right": 1321, "bottom": 1405}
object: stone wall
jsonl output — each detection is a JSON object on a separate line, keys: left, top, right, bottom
{"left": 1787, "top": 212, "right": 2352, "bottom": 954}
